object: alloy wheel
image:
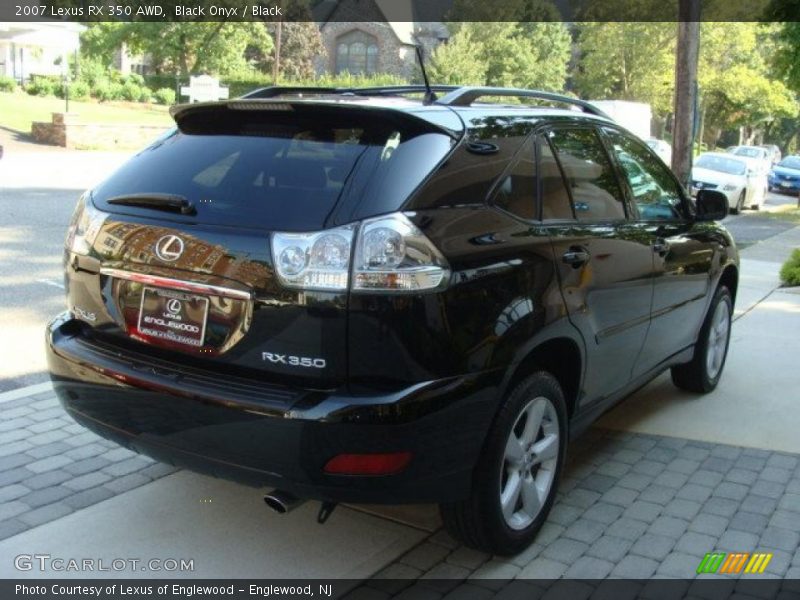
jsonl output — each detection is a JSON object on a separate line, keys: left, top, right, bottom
{"left": 705, "top": 299, "right": 731, "bottom": 380}
{"left": 499, "top": 396, "right": 560, "bottom": 530}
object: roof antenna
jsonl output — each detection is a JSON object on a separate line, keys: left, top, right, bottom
{"left": 413, "top": 37, "right": 436, "bottom": 105}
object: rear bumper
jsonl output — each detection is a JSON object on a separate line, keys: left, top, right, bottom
{"left": 46, "top": 313, "right": 502, "bottom": 504}
{"left": 768, "top": 176, "right": 800, "bottom": 193}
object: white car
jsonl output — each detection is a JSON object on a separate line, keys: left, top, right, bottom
{"left": 730, "top": 145, "right": 772, "bottom": 176}
{"left": 646, "top": 138, "right": 672, "bottom": 165}
{"left": 691, "top": 152, "right": 767, "bottom": 214}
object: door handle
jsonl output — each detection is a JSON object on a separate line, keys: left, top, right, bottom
{"left": 653, "top": 239, "right": 670, "bottom": 256}
{"left": 562, "top": 247, "right": 590, "bottom": 268}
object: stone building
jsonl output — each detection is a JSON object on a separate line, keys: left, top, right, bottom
{"left": 312, "top": 0, "right": 451, "bottom": 79}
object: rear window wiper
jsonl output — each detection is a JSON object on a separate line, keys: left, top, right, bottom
{"left": 106, "top": 193, "right": 196, "bottom": 216}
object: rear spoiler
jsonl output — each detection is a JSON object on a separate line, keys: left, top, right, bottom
{"left": 169, "top": 99, "right": 465, "bottom": 138}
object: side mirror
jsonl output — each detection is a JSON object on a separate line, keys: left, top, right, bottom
{"left": 695, "top": 190, "right": 729, "bottom": 221}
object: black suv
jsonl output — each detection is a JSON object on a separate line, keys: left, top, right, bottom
{"left": 47, "top": 86, "right": 737, "bottom": 555}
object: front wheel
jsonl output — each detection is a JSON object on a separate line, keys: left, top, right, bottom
{"left": 730, "top": 191, "right": 745, "bottom": 215}
{"left": 440, "top": 372, "right": 567, "bottom": 555}
{"left": 671, "top": 285, "right": 732, "bottom": 393}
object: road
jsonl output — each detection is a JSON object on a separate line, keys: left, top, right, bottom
{"left": 0, "top": 187, "right": 796, "bottom": 393}
{"left": 0, "top": 187, "right": 78, "bottom": 391}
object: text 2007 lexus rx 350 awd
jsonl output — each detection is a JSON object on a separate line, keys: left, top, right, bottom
{"left": 47, "top": 86, "right": 738, "bottom": 555}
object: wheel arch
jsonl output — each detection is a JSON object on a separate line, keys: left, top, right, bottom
{"left": 502, "top": 335, "right": 584, "bottom": 420}
{"left": 718, "top": 263, "right": 739, "bottom": 305}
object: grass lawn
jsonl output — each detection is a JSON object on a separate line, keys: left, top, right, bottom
{"left": 763, "top": 205, "right": 800, "bottom": 224}
{"left": 0, "top": 91, "right": 172, "bottom": 134}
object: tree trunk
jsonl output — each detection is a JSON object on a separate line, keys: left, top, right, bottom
{"left": 272, "top": 19, "right": 283, "bottom": 85}
{"left": 671, "top": 6, "right": 700, "bottom": 187}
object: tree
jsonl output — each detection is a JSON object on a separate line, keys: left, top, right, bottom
{"left": 573, "top": 23, "right": 677, "bottom": 116}
{"left": 429, "top": 22, "right": 571, "bottom": 91}
{"left": 255, "top": 22, "right": 326, "bottom": 80}
{"left": 699, "top": 22, "right": 798, "bottom": 146}
{"left": 81, "top": 22, "right": 273, "bottom": 77}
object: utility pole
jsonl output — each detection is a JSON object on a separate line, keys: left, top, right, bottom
{"left": 272, "top": 19, "right": 283, "bottom": 85}
{"left": 671, "top": 0, "right": 701, "bottom": 188}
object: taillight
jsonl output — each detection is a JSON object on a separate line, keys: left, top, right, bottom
{"left": 271, "top": 213, "right": 449, "bottom": 294}
{"left": 65, "top": 194, "right": 106, "bottom": 256}
{"left": 352, "top": 213, "right": 449, "bottom": 293}
{"left": 271, "top": 225, "right": 355, "bottom": 291}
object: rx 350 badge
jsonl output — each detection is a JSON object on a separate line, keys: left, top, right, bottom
{"left": 262, "top": 352, "right": 326, "bottom": 369}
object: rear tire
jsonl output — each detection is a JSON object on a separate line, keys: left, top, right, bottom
{"left": 439, "top": 372, "right": 567, "bottom": 555}
{"left": 671, "top": 285, "right": 732, "bottom": 393}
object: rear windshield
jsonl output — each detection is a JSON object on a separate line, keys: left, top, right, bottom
{"left": 733, "top": 147, "right": 764, "bottom": 159}
{"left": 92, "top": 108, "right": 454, "bottom": 231}
{"left": 695, "top": 155, "right": 746, "bottom": 176}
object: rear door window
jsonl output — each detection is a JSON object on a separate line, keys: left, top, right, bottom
{"left": 92, "top": 108, "right": 454, "bottom": 231}
{"left": 547, "top": 128, "right": 627, "bottom": 222}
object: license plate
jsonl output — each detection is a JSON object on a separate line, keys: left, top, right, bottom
{"left": 137, "top": 287, "right": 209, "bottom": 347}
{"left": 781, "top": 181, "right": 792, "bottom": 188}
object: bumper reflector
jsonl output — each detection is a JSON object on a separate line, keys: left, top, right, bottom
{"left": 324, "top": 452, "right": 412, "bottom": 476}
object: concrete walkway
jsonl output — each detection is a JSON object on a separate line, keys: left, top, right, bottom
{"left": 0, "top": 224, "right": 797, "bottom": 581}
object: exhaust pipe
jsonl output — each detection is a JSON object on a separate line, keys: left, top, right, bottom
{"left": 263, "top": 490, "right": 302, "bottom": 514}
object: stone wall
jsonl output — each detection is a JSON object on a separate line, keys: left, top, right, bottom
{"left": 31, "top": 113, "right": 168, "bottom": 150}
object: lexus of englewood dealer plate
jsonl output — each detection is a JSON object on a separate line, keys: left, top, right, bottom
{"left": 46, "top": 85, "right": 738, "bottom": 555}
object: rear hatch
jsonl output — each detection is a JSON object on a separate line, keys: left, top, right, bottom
{"left": 65, "top": 100, "right": 458, "bottom": 389}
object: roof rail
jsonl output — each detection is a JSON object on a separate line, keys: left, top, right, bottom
{"left": 243, "top": 85, "right": 461, "bottom": 100}
{"left": 435, "top": 87, "right": 611, "bottom": 119}
{"left": 350, "top": 85, "right": 461, "bottom": 97}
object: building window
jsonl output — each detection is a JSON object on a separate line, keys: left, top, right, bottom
{"left": 335, "top": 30, "right": 378, "bottom": 75}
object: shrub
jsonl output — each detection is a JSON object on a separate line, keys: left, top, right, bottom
{"left": 153, "top": 87, "right": 176, "bottom": 105}
{"left": 78, "top": 58, "right": 111, "bottom": 87}
{"left": 122, "top": 72, "right": 145, "bottom": 87}
{"left": 780, "top": 248, "right": 800, "bottom": 286}
{"left": 93, "top": 81, "right": 124, "bottom": 102}
{"left": 69, "top": 81, "right": 90, "bottom": 101}
{"left": 121, "top": 82, "right": 146, "bottom": 102}
{"left": 0, "top": 75, "right": 16, "bottom": 92}
{"left": 26, "top": 78, "right": 56, "bottom": 97}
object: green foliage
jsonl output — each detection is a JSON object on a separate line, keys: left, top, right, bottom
{"left": 93, "top": 82, "right": 124, "bottom": 102}
{"left": 0, "top": 75, "right": 17, "bottom": 92}
{"left": 257, "top": 22, "right": 326, "bottom": 80}
{"left": 25, "top": 77, "right": 58, "bottom": 97}
{"left": 573, "top": 23, "right": 676, "bottom": 115}
{"left": 429, "top": 22, "right": 570, "bottom": 91}
{"left": 82, "top": 22, "right": 273, "bottom": 78}
{"left": 153, "top": 88, "right": 176, "bottom": 105}
{"left": 77, "top": 57, "right": 113, "bottom": 88}
{"left": 700, "top": 23, "right": 799, "bottom": 134}
{"left": 68, "top": 81, "right": 90, "bottom": 101}
{"left": 780, "top": 248, "right": 800, "bottom": 286}
{"left": 428, "top": 25, "right": 487, "bottom": 85}
{"left": 121, "top": 81, "right": 151, "bottom": 102}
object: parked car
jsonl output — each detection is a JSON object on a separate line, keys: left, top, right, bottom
{"left": 768, "top": 155, "right": 800, "bottom": 195}
{"left": 759, "top": 144, "right": 782, "bottom": 165}
{"left": 47, "top": 85, "right": 738, "bottom": 555}
{"left": 645, "top": 138, "right": 672, "bottom": 165}
{"left": 729, "top": 145, "right": 772, "bottom": 176}
{"left": 692, "top": 152, "right": 767, "bottom": 213}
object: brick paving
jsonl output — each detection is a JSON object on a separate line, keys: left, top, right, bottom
{"left": 355, "top": 428, "right": 800, "bottom": 595}
{"left": 0, "top": 388, "right": 177, "bottom": 540}
{"left": 2, "top": 387, "right": 800, "bottom": 591}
